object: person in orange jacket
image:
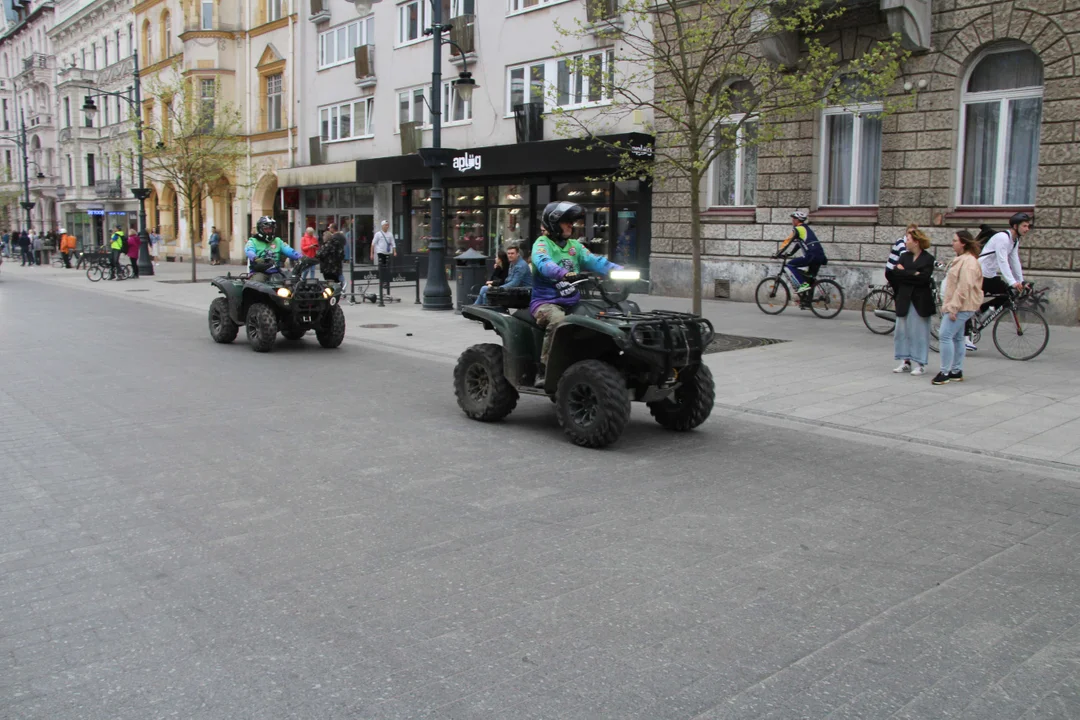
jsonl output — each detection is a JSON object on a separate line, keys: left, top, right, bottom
{"left": 59, "top": 228, "right": 77, "bottom": 268}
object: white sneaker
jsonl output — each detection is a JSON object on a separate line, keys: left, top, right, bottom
{"left": 893, "top": 361, "right": 911, "bottom": 373}
{"left": 910, "top": 364, "right": 926, "bottom": 376}
{"left": 965, "top": 338, "right": 977, "bottom": 352}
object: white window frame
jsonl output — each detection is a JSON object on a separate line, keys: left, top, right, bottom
{"left": 319, "top": 97, "right": 374, "bottom": 143}
{"left": 396, "top": 0, "right": 471, "bottom": 47}
{"left": 507, "top": 0, "right": 572, "bottom": 16}
{"left": 396, "top": 82, "right": 472, "bottom": 130}
{"left": 708, "top": 115, "right": 757, "bottom": 207}
{"left": 318, "top": 16, "right": 374, "bottom": 70}
{"left": 818, "top": 102, "right": 883, "bottom": 207}
{"left": 505, "top": 61, "right": 546, "bottom": 117}
{"left": 201, "top": 0, "right": 213, "bottom": 30}
{"left": 956, "top": 45, "right": 1044, "bottom": 207}
{"left": 505, "top": 49, "right": 614, "bottom": 116}
{"left": 266, "top": 73, "right": 283, "bottom": 131}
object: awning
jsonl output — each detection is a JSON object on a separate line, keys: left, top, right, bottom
{"left": 276, "top": 161, "right": 357, "bottom": 188}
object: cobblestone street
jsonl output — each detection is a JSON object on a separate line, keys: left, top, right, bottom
{"left": 2, "top": 271, "right": 1080, "bottom": 719}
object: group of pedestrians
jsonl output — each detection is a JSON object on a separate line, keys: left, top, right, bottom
{"left": 4, "top": 230, "right": 43, "bottom": 266}
{"left": 888, "top": 212, "right": 1032, "bottom": 386}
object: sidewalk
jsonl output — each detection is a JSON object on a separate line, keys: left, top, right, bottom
{"left": 10, "top": 259, "right": 1080, "bottom": 470}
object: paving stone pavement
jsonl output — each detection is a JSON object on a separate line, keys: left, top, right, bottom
{"left": 2, "top": 268, "right": 1080, "bottom": 718}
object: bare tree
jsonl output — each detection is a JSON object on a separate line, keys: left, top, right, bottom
{"left": 140, "top": 77, "right": 251, "bottom": 283}
{"left": 555, "top": 0, "right": 908, "bottom": 313}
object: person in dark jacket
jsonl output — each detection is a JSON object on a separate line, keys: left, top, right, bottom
{"left": 18, "top": 230, "right": 31, "bottom": 266}
{"left": 891, "top": 227, "right": 936, "bottom": 376}
{"left": 316, "top": 222, "right": 346, "bottom": 284}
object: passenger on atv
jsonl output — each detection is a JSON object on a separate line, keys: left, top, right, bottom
{"left": 531, "top": 201, "right": 622, "bottom": 387}
{"left": 245, "top": 216, "right": 302, "bottom": 282}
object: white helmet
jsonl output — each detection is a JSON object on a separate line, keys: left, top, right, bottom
{"left": 790, "top": 210, "right": 809, "bottom": 223}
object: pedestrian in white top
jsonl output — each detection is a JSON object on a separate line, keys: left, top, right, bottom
{"left": 371, "top": 220, "right": 397, "bottom": 296}
{"left": 969, "top": 212, "right": 1031, "bottom": 350}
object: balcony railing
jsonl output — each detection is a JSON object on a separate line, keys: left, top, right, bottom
{"left": 21, "top": 52, "right": 51, "bottom": 71}
{"left": 182, "top": 21, "right": 242, "bottom": 33}
{"left": 354, "top": 45, "right": 375, "bottom": 84}
{"left": 94, "top": 179, "right": 122, "bottom": 198}
{"left": 513, "top": 102, "right": 543, "bottom": 143}
{"left": 27, "top": 112, "right": 52, "bottom": 128}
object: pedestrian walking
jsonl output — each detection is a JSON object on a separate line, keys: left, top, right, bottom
{"left": 317, "top": 223, "right": 346, "bottom": 284}
{"left": 300, "top": 226, "right": 319, "bottom": 279}
{"left": 208, "top": 226, "right": 221, "bottom": 265}
{"left": 30, "top": 231, "right": 42, "bottom": 265}
{"left": 891, "top": 227, "right": 935, "bottom": 376}
{"left": 371, "top": 220, "right": 396, "bottom": 296}
{"left": 126, "top": 227, "right": 141, "bottom": 278}
{"left": 18, "top": 230, "right": 30, "bottom": 266}
{"left": 932, "top": 230, "right": 984, "bottom": 385}
{"left": 59, "top": 228, "right": 76, "bottom": 268}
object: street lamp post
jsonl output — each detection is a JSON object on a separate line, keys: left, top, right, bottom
{"left": 78, "top": 50, "right": 153, "bottom": 276}
{"left": 354, "top": 0, "right": 475, "bottom": 310}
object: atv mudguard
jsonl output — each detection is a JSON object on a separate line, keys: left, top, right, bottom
{"left": 461, "top": 305, "right": 543, "bottom": 387}
{"left": 544, "top": 315, "right": 633, "bottom": 394}
{"left": 210, "top": 277, "right": 246, "bottom": 323}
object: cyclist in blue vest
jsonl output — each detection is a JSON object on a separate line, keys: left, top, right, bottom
{"left": 777, "top": 210, "right": 827, "bottom": 295}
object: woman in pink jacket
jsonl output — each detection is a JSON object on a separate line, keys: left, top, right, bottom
{"left": 126, "top": 228, "right": 141, "bottom": 279}
{"left": 933, "top": 229, "right": 984, "bottom": 385}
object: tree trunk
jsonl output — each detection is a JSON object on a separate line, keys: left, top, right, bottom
{"left": 688, "top": 170, "right": 703, "bottom": 315}
{"left": 189, "top": 199, "right": 197, "bottom": 283}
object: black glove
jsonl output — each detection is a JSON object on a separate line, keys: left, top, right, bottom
{"left": 251, "top": 258, "right": 274, "bottom": 273}
{"left": 564, "top": 272, "right": 588, "bottom": 283}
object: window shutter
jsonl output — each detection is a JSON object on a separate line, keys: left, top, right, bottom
{"left": 449, "top": 15, "right": 474, "bottom": 55}
{"left": 354, "top": 45, "right": 372, "bottom": 78}
{"left": 309, "top": 136, "right": 322, "bottom": 165}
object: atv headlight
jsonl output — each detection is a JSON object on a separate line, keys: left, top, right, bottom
{"left": 276, "top": 288, "right": 292, "bottom": 298}
{"left": 609, "top": 269, "right": 641, "bottom": 281}
{"left": 323, "top": 287, "right": 334, "bottom": 299}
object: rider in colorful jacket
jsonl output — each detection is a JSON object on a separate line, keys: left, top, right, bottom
{"left": 245, "top": 216, "right": 301, "bottom": 282}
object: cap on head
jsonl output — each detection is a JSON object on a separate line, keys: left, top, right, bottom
{"left": 381, "top": 220, "right": 389, "bottom": 226}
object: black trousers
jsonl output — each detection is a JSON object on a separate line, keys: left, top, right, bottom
{"left": 109, "top": 249, "right": 122, "bottom": 278}
{"left": 979, "top": 276, "right": 1011, "bottom": 313}
{"left": 129, "top": 253, "right": 139, "bottom": 278}
{"left": 377, "top": 253, "right": 392, "bottom": 295}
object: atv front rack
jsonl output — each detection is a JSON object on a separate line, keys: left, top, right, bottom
{"left": 598, "top": 309, "right": 715, "bottom": 373}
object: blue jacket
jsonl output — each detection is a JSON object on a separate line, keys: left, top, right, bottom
{"left": 501, "top": 257, "right": 532, "bottom": 290}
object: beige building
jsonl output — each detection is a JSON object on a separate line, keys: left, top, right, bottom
{"left": 133, "top": 0, "right": 297, "bottom": 261}
{"left": 649, "top": 0, "right": 1080, "bottom": 324}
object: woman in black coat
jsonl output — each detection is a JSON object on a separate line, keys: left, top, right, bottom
{"left": 891, "top": 227, "right": 936, "bottom": 376}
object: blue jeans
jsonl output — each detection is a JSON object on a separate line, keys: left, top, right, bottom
{"left": 939, "top": 311, "right": 974, "bottom": 373}
{"left": 302, "top": 265, "right": 317, "bottom": 279}
{"left": 894, "top": 312, "right": 930, "bottom": 366}
{"left": 473, "top": 285, "right": 490, "bottom": 305}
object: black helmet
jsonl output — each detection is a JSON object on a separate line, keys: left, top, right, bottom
{"left": 540, "top": 201, "right": 585, "bottom": 242}
{"left": 256, "top": 216, "right": 277, "bottom": 236}
{"left": 1009, "top": 212, "right": 1032, "bottom": 228}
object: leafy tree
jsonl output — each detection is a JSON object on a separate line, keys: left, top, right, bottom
{"left": 140, "top": 77, "right": 251, "bottom": 282}
{"left": 555, "top": 0, "right": 909, "bottom": 313}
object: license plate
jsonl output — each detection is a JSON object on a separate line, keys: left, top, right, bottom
{"left": 302, "top": 315, "right": 312, "bottom": 323}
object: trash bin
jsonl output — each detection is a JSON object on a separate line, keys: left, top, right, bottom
{"left": 454, "top": 248, "right": 488, "bottom": 313}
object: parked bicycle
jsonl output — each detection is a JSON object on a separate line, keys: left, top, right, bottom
{"left": 755, "top": 252, "right": 844, "bottom": 318}
{"left": 861, "top": 261, "right": 946, "bottom": 345}
{"left": 86, "top": 255, "right": 132, "bottom": 282}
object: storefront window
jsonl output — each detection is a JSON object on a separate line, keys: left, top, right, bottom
{"left": 556, "top": 180, "right": 610, "bottom": 204}
{"left": 410, "top": 188, "right": 431, "bottom": 253}
{"left": 490, "top": 184, "right": 528, "bottom": 206}
{"left": 489, "top": 208, "right": 529, "bottom": 254}
{"left": 316, "top": 188, "right": 334, "bottom": 208}
{"left": 447, "top": 186, "right": 486, "bottom": 253}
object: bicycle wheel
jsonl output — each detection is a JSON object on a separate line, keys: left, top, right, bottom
{"left": 755, "top": 277, "right": 790, "bottom": 315}
{"left": 121, "top": 264, "right": 133, "bottom": 279}
{"left": 86, "top": 265, "right": 103, "bottom": 282}
{"left": 809, "top": 279, "right": 844, "bottom": 319}
{"left": 861, "top": 288, "right": 896, "bottom": 335}
{"left": 993, "top": 307, "right": 1049, "bottom": 361}
{"left": 929, "top": 314, "right": 941, "bottom": 353}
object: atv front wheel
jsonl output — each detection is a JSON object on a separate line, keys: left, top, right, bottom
{"left": 246, "top": 302, "right": 279, "bottom": 352}
{"left": 209, "top": 297, "right": 239, "bottom": 344}
{"left": 555, "top": 360, "right": 630, "bottom": 448}
{"left": 316, "top": 305, "right": 346, "bottom": 348}
{"left": 454, "top": 344, "right": 519, "bottom": 421}
{"left": 647, "top": 364, "right": 715, "bottom": 431}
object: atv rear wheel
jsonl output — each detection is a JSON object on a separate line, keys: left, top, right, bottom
{"left": 555, "top": 360, "right": 630, "bottom": 449}
{"left": 454, "top": 344, "right": 519, "bottom": 421}
{"left": 316, "top": 305, "right": 346, "bottom": 348}
{"left": 647, "top": 364, "right": 715, "bottom": 431}
{"left": 245, "top": 302, "right": 278, "bottom": 352}
{"left": 282, "top": 326, "right": 307, "bottom": 341}
{"left": 209, "top": 297, "right": 239, "bottom": 344}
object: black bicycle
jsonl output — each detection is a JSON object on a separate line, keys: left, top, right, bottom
{"left": 861, "top": 262, "right": 946, "bottom": 341}
{"left": 755, "top": 253, "right": 844, "bottom": 319}
{"left": 949, "top": 284, "right": 1049, "bottom": 361}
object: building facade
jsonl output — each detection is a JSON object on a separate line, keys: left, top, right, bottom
{"left": 0, "top": 0, "right": 60, "bottom": 235}
{"left": 133, "top": 0, "right": 297, "bottom": 261}
{"left": 650, "top": 0, "right": 1080, "bottom": 324}
{"left": 50, "top": 0, "right": 141, "bottom": 249}
{"left": 279, "top": 0, "right": 652, "bottom": 272}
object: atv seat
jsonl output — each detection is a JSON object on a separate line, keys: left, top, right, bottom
{"left": 512, "top": 308, "right": 537, "bottom": 326}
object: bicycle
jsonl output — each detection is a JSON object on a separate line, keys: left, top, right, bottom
{"left": 938, "top": 284, "right": 1049, "bottom": 361}
{"left": 86, "top": 256, "right": 132, "bottom": 282}
{"left": 755, "top": 253, "right": 844, "bottom": 319}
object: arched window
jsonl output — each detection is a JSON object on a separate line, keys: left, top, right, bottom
{"left": 142, "top": 19, "right": 153, "bottom": 63}
{"left": 710, "top": 80, "right": 758, "bottom": 207}
{"left": 161, "top": 11, "right": 172, "bottom": 57}
{"left": 959, "top": 46, "right": 1043, "bottom": 206}
{"left": 819, "top": 77, "right": 882, "bottom": 207}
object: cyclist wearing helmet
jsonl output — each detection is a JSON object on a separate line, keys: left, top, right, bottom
{"left": 530, "top": 201, "right": 622, "bottom": 386}
{"left": 778, "top": 210, "right": 827, "bottom": 297}
{"left": 245, "top": 216, "right": 301, "bottom": 282}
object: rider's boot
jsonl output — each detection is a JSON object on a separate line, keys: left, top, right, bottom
{"left": 534, "top": 364, "right": 546, "bottom": 389}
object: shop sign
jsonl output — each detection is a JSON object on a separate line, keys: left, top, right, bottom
{"left": 451, "top": 152, "right": 482, "bottom": 173}
{"left": 629, "top": 143, "right": 653, "bottom": 158}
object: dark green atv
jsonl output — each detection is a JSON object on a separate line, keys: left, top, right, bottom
{"left": 455, "top": 273, "right": 716, "bottom": 448}
{"left": 208, "top": 256, "right": 346, "bottom": 352}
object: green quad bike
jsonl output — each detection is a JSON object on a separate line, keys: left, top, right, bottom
{"left": 455, "top": 272, "right": 716, "bottom": 448}
{"left": 208, "top": 256, "right": 346, "bottom": 352}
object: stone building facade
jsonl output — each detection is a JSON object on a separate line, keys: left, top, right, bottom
{"left": 649, "top": 0, "right": 1080, "bottom": 324}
